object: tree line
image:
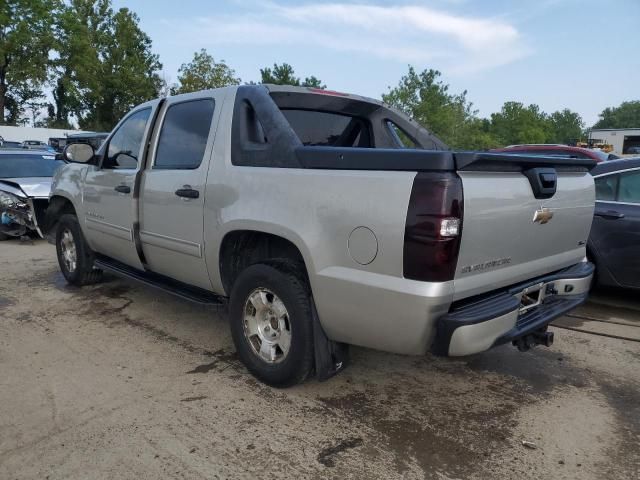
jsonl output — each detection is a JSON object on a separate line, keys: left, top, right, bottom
{"left": 1, "top": 1, "right": 638, "bottom": 149}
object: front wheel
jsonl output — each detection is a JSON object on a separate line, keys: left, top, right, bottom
{"left": 229, "top": 263, "right": 314, "bottom": 387}
{"left": 55, "top": 214, "right": 103, "bottom": 286}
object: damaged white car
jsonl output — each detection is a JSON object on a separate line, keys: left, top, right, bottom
{"left": 0, "top": 150, "right": 64, "bottom": 240}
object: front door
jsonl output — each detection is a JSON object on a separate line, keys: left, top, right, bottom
{"left": 139, "top": 93, "right": 220, "bottom": 289}
{"left": 82, "top": 107, "right": 155, "bottom": 269}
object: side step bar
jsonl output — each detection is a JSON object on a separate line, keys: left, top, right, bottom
{"left": 94, "top": 256, "right": 225, "bottom": 306}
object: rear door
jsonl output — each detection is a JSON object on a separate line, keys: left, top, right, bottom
{"left": 591, "top": 169, "right": 640, "bottom": 288}
{"left": 139, "top": 92, "right": 221, "bottom": 289}
{"left": 82, "top": 106, "right": 155, "bottom": 268}
{"left": 453, "top": 154, "right": 595, "bottom": 300}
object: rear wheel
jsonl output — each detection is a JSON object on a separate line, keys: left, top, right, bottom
{"left": 229, "top": 263, "right": 314, "bottom": 387}
{"left": 55, "top": 214, "right": 103, "bottom": 286}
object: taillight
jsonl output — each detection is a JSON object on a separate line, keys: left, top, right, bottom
{"left": 403, "top": 172, "right": 463, "bottom": 282}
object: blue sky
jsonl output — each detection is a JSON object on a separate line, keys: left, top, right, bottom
{"left": 112, "top": 0, "right": 639, "bottom": 126}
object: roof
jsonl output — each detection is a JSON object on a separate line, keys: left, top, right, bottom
{"left": 591, "top": 157, "right": 640, "bottom": 176}
{"left": 264, "top": 84, "right": 383, "bottom": 107}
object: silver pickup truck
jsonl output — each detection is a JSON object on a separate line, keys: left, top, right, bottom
{"left": 47, "top": 85, "right": 595, "bottom": 387}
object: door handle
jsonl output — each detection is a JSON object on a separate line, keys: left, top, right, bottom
{"left": 175, "top": 187, "right": 199, "bottom": 199}
{"left": 594, "top": 210, "right": 625, "bottom": 220}
{"left": 114, "top": 184, "right": 131, "bottom": 194}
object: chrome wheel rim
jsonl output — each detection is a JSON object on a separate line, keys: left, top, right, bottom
{"left": 243, "top": 288, "right": 291, "bottom": 364}
{"left": 60, "top": 228, "right": 77, "bottom": 273}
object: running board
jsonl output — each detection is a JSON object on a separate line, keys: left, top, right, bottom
{"left": 94, "top": 256, "right": 225, "bottom": 305}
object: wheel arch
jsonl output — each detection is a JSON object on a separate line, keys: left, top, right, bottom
{"left": 44, "top": 194, "right": 78, "bottom": 235}
{"left": 218, "top": 228, "right": 312, "bottom": 296}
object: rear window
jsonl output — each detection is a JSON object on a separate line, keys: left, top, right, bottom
{"left": 0, "top": 155, "right": 64, "bottom": 178}
{"left": 281, "top": 109, "right": 372, "bottom": 148}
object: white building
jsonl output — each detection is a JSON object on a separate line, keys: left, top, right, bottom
{"left": 589, "top": 128, "right": 640, "bottom": 155}
{"left": 0, "top": 125, "right": 89, "bottom": 144}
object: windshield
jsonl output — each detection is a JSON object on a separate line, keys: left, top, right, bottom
{"left": 0, "top": 155, "right": 65, "bottom": 178}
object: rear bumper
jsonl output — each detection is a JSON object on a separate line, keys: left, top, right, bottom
{"left": 432, "top": 261, "right": 593, "bottom": 356}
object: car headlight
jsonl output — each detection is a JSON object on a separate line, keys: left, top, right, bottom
{"left": 0, "top": 190, "right": 27, "bottom": 209}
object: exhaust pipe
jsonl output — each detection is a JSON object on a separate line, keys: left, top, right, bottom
{"left": 512, "top": 329, "right": 554, "bottom": 352}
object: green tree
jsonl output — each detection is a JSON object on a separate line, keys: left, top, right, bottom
{"left": 78, "top": 7, "right": 163, "bottom": 131}
{"left": 46, "top": 1, "right": 161, "bottom": 130}
{"left": 171, "top": 49, "right": 240, "bottom": 95}
{"left": 382, "top": 66, "right": 493, "bottom": 149}
{"left": 547, "top": 109, "right": 584, "bottom": 144}
{"left": 489, "top": 102, "right": 550, "bottom": 146}
{"left": 259, "top": 63, "right": 325, "bottom": 88}
{"left": 47, "top": 0, "right": 112, "bottom": 128}
{"left": 302, "top": 75, "right": 326, "bottom": 89}
{"left": 0, "top": 0, "right": 57, "bottom": 124}
{"left": 593, "top": 101, "right": 640, "bottom": 129}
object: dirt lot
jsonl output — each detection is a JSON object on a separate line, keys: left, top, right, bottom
{"left": 1, "top": 239, "right": 638, "bottom": 480}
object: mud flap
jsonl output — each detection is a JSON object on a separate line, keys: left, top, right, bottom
{"left": 311, "top": 297, "right": 349, "bottom": 381}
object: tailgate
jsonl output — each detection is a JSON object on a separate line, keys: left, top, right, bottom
{"left": 452, "top": 153, "right": 596, "bottom": 301}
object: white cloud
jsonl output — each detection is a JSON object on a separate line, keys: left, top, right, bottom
{"left": 170, "top": 2, "right": 531, "bottom": 73}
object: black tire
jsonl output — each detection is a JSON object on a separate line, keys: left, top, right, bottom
{"left": 55, "top": 214, "right": 103, "bottom": 286}
{"left": 0, "top": 232, "right": 9, "bottom": 241}
{"left": 229, "top": 262, "right": 314, "bottom": 388}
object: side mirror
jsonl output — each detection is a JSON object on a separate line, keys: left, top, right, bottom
{"left": 63, "top": 143, "right": 95, "bottom": 163}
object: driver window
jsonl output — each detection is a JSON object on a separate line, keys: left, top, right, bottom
{"left": 103, "top": 108, "right": 151, "bottom": 169}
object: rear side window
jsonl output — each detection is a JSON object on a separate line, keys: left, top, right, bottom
{"left": 281, "top": 109, "right": 372, "bottom": 148}
{"left": 238, "top": 101, "right": 267, "bottom": 145}
{"left": 386, "top": 120, "right": 418, "bottom": 148}
{"left": 595, "top": 175, "right": 618, "bottom": 201}
{"left": 618, "top": 171, "right": 640, "bottom": 204}
{"left": 154, "top": 99, "right": 215, "bottom": 169}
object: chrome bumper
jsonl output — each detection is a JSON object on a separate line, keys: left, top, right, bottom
{"left": 432, "top": 261, "right": 594, "bottom": 356}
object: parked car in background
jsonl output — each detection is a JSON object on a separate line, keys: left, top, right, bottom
{"left": 625, "top": 146, "right": 640, "bottom": 155}
{"left": 589, "top": 158, "right": 640, "bottom": 289}
{"left": 22, "top": 140, "right": 48, "bottom": 149}
{"left": 21, "top": 140, "right": 56, "bottom": 153}
{"left": 0, "top": 140, "right": 23, "bottom": 149}
{"left": 49, "top": 137, "right": 68, "bottom": 153}
{"left": 65, "top": 132, "right": 109, "bottom": 151}
{"left": 0, "top": 150, "right": 64, "bottom": 240}
{"left": 491, "top": 144, "right": 619, "bottom": 162}
{"left": 47, "top": 85, "right": 596, "bottom": 387}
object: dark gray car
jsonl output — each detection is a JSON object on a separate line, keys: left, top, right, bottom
{"left": 590, "top": 158, "right": 640, "bottom": 288}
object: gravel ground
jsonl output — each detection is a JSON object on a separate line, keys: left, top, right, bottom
{"left": 1, "top": 239, "right": 638, "bottom": 480}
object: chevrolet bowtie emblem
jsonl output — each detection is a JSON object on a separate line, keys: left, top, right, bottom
{"left": 533, "top": 207, "right": 553, "bottom": 224}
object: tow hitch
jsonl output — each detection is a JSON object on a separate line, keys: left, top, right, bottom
{"left": 512, "top": 327, "right": 554, "bottom": 352}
